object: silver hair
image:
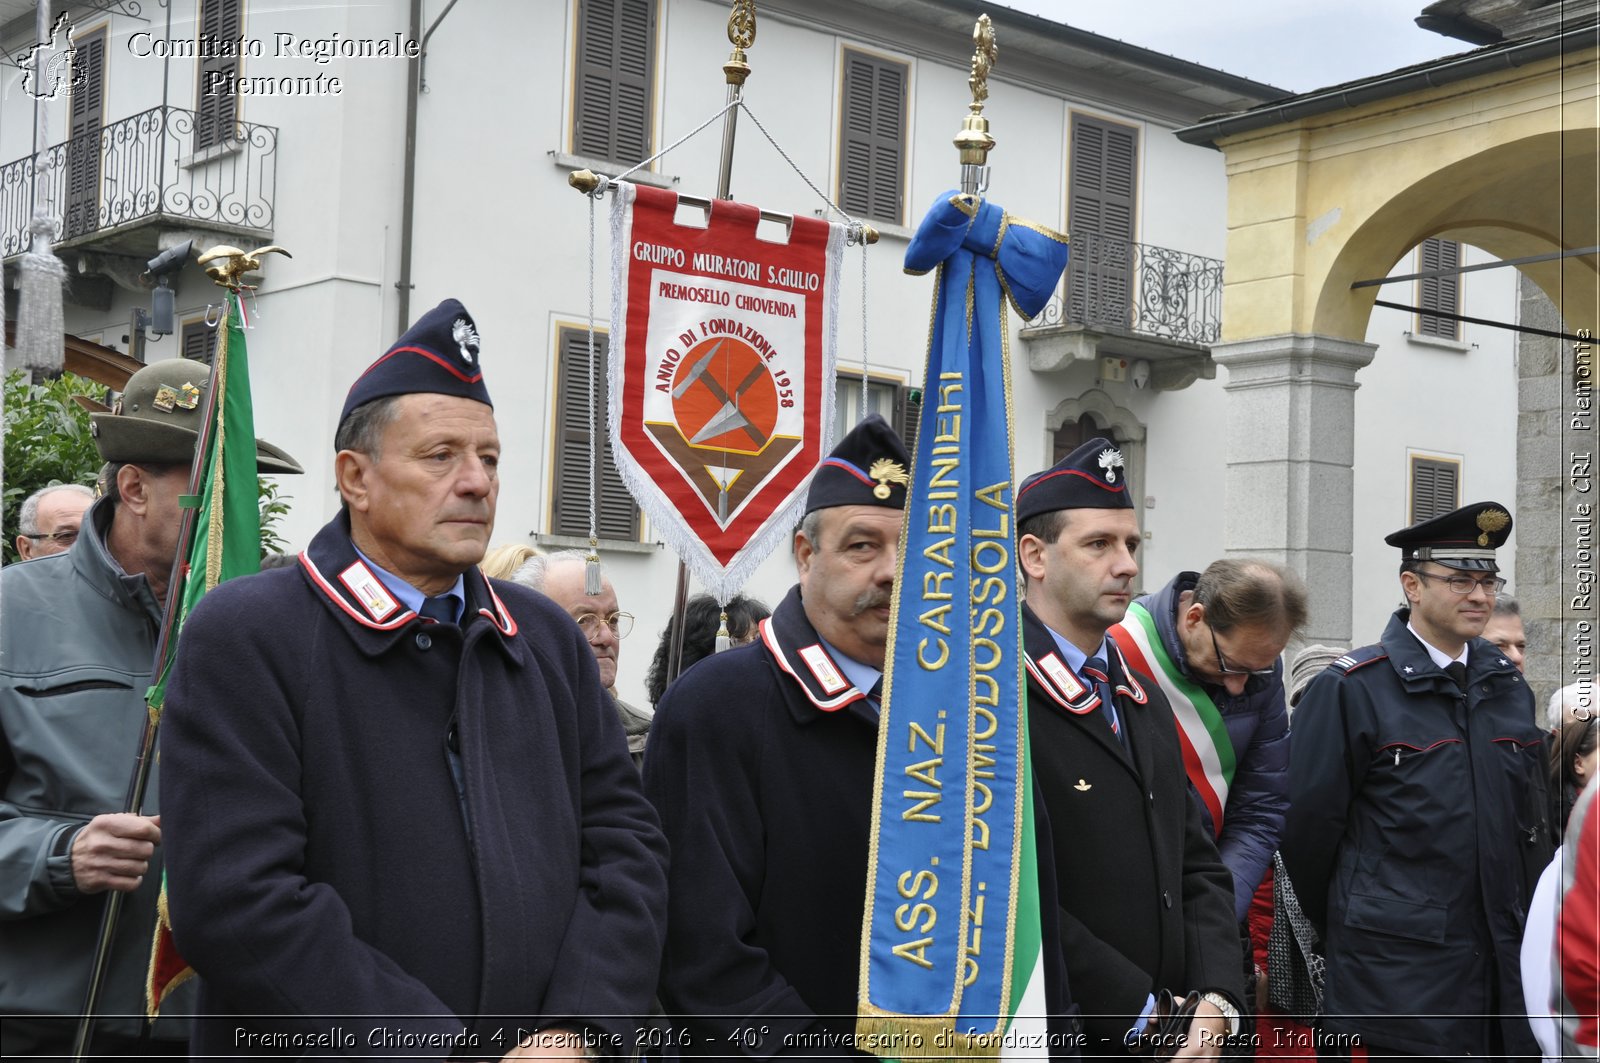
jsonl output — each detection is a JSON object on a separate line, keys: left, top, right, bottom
{"left": 333, "top": 395, "right": 403, "bottom": 457}
{"left": 511, "top": 548, "right": 600, "bottom": 591}
{"left": 795, "top": 510, "right": 823, "bottom": 558}
{"left": 18, "top": 482, "right": 94, "bottom": 534}
{"left": 1492, "top": 595, "right": 1521, "bottom": 617}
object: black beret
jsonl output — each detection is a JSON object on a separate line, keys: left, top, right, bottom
{"left": 1016, "top": 437, "right": 1133, "bottom": 525}
{"left": 338, "top": 298, "right": 492, "bottom": 430}
{"left": 806, "top": 414, "right": 911, "bottom": 514}
{"left": 91, "top": 359, "right": 302, "bottom": 474}
{"left": 1385, "top": 500, "right": 1511, "bottom": 572}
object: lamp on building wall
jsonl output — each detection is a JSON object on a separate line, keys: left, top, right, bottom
{"left": 127, "top": 241, "right": 192, "bottom": 361}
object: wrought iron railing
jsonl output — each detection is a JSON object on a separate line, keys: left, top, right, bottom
{"left": 0, "top": 105, "right": 277, "bottom": 256}
{"left": 1028, "top": 230, "right": 1223, "bottom": 345}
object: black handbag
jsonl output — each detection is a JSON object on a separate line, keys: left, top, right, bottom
{"left": 1266, "top": 852, "right": 1325, "bottom": 1025}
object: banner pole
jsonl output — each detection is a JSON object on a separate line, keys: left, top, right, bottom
{"left": 663, "top": 0, "right": 757, "bottom": 682}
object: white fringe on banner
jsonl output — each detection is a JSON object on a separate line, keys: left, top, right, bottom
{"left": 17, "top": 212, "right": 66, "bottom": 373}
{"left": 606, "top": 180, "right": 843, "bottom": 606}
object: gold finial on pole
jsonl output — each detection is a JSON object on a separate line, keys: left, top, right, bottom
{"left": 716, "top": 0, "right": 757, "bottom": 199}
{"left": 196, "top": 244, "right": 292, "bottom": 289}
{"left": 953, "top": 14, "right": 997, "bottom": 195}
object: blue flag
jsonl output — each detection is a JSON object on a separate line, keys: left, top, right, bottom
{"left": 857, "top": 193, "right": 1068, "bottom": 1057}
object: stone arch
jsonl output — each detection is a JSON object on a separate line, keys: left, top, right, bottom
{"left": 1044, "top": 388, "right": 1147, "bottom": 527}
{"left": 1312, "top": 130, "right": 1600, "bottom": 341}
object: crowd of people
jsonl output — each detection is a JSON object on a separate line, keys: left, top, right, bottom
{"left": 2, "top": 297, "right": 1595, "bottom": 1062}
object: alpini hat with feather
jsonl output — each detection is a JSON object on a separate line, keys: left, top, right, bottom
{"left": 91, "top": 359, "right": 302, "bottom": 474}
{"left": 1016, "top": 437, "right": 1133, "bottom": 524}
{"left": 1385, "top": 500, "right": 1511, "bottom": 572}
{"left": 338, "top": 298, "right": 492, "bottom": 430}
{"left": 806, "top": 414, "right": 911, "bottom": 514}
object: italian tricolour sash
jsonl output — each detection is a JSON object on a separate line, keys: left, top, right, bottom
{"left": 609, "top": 182, "right": 845, "bottom": 602}
{"left": 1110, "top": 602, "right": 1238, "bottom": 833}
{"left": 856, "top": 193, "right": 1067, "bottom": 1058}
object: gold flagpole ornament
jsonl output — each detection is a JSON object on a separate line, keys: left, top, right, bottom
{"left": 196, "top": 244, "right": 293, "bottom": 290}
{"left": 954, "top": 15, "right": 997, "bottom": 195}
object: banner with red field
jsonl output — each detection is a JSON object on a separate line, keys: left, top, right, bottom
{"left": 610, "top": 182, "right": 845, "bottom": 601}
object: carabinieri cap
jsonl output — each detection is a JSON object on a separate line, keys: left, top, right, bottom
{"left": 1016, "top": 436, "right": 1133, "bottom": 525}
{"left": 1385, "top": 501, "right": 1512, "bottom": 572}
{"left": 805, "top": 414, "right": 911, "bottom": 513}
{"left": 338, "top": 298, "right": 492, "bottom": 431}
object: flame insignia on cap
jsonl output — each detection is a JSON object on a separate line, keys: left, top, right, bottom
{"left": 451, "top": 318, "right": 480, "bottom": 366}
{"left": 1476, "top": 507, "right": 1510, "bottom": 546}
{"left": 1098, "top": 447, "right": 1124, "bottom": 484}
{"left": 869, "top": 457, "right": 910, "bottom": 500}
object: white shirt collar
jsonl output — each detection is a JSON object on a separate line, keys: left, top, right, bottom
{"left": 1406, "top": 620, "right": 1470, "bottom": 671}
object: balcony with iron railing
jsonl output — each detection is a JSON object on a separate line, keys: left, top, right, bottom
{"left": 1022, "top": 230, "right": 1224, "bottom": 391}
{"left": 1, "top": 105, "right": 277, "bottom": 260}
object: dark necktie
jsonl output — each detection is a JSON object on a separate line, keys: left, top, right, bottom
{"left": 1446, "top": 661, "right": 1468, "bottom": 694}
{"left": 867, "top": 677, "right": 884, "bottom": 710}
{"left": 419, "top": 595, "right": 456, "bottom": 624}
{"left": 1082, "top": 655, "right": 1121, "bottom": 740}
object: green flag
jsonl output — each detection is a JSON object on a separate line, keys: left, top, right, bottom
{"left": 146, "top": 290, "right": 261, "bottom": 1015}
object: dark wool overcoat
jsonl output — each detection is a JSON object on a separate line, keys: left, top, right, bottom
{"left": 160, "top": 514, "right": 668, "bottom": 1060}
{"left": 1023, "top": 602, "right": 1242, "bottom": 1050}
{"left": 645, "top": 587, "right": 1078, "bottom": 1060}
{"left": 1282, "top": 609, "right": 1550, "bottom": 1057}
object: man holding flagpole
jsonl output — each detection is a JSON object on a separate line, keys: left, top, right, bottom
{"left": 0, "top": 359, "right": 301, "bottom": 1060}
{"left": 160, "top": 300, "right": 667, "bottom": 1057}
{"left": 1017, "top": 439, "right": 1243, "bottom": 1057}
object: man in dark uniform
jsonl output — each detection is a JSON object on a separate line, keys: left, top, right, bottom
{"left": 1017, "top": 438, "right": 1243, "bottom": 1056}
{"left": 161, "top": 300, "right": 668, "bottom": 1058}
{"left": 1283, "top": 502, "right": 1549, "bottom": 1059}
{"left": 645, "top": 415, "right": 1075, "bottom": 1058}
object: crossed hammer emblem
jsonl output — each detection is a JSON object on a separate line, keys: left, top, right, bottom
{"left": 672, "top": 340, "right": 771, "bottom": 448}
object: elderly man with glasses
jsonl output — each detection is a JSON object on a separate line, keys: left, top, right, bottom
{"left": 1283, "top": 501, "right": 1549, "bottom": 1060}
{"left": 513, "top": 549, "right": 649, "bottom": 768}
{"left": 12, "top": 483, "right": 94, "bottom": 560}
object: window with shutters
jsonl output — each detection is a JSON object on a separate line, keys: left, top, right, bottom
{"left": 1409, "top": 455, "right": 1462, "bottom": 524}
{"left": 552, "top": 328, "right": 639, "bottom": 541}
{"left": 1417, "top": 237, "right": 1461, "bottom": 340}
{"left": 833, "top": 374, "right": 918, "bottom": 455}
{"left": 180, "top": 318, "right": 218, "bottom": 365}
{"left": 837, "top": 49, "right": 907, "bottom": 226}
{"left": 1066, "top": 113, "right": 1138, "bottom": 330}
{"left": 573, "top": 0, "right": 656, "bottom": 166}
{"left": 195, "top": 0, "right": 242, "bottom": 150}
{"left": 64, "top": 27, "right": 105, "bottom": 240}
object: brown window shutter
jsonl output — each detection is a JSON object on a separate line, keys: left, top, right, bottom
{"left": 1418, "top": 238, "right": 1461, "bottom": 339}
{"left": 838, "top": 50, "right": 907, "bottom": 225}
{"left": 180, "top": 319, "right": 218, "bottom": 365}
{"left": 64, "top": 30, "right": 105, "bottom": 240}
{"left": 575, "top": 0, "right": 655, "bottom": 165}
{"left": 1068, "top": 114, "right": 1138, "bottom": 328}
{"left": 196, "top": 0, "right": 242, "bottom": 150}
{"left": 1410, "top": 456, "right": 1460, "bottom": 524}
{"left": 553, "top": 329, "right": 639, "bottom": 540}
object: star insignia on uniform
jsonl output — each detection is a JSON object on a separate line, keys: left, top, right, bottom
{"left": 868, "top": 457, "right": 909, "bottom": 500}
{"left": 1475, "top": 507, "right": 1510, "bottom": 546}
{"left": 1403, "top": 666, "right": 1415, "bottom": 673}
{"left": 1499, "top": 658, "right": 1508, "bottom": 666}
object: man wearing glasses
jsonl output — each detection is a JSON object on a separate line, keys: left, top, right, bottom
{"left": 12, "top": 483, "right": 93, "bottom": 560}
{"left": 1111, "top": 560, "right": 1306, "bottom": 963}
{"left": 1283, "top": 501, "right": 1549, "bottom": 1059}
{"left": 512, "top": 550, "right": 650, "bottom": 768}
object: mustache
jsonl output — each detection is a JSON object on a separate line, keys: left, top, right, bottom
{"left": 852, "top": 587, "right": 892, "bottom": 615}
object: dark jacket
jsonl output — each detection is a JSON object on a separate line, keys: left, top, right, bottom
{"left": 1137, "top": 572, "right": 1289, "bottom": 922}
{"left": 645, "top": 587, "right": 1077, "bottom": 1059}
{"left": 160, "top": 514, "right": 668, "bottom": 1059}
{"left": 1282, "top": 609, "right": 1550, "bottom": 1056}
{"left": 0, "top": 498, "right": 193, "bottom": 1041}
{"left": 1023, "top": 602, "right": 1241, "bottom": 1049}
